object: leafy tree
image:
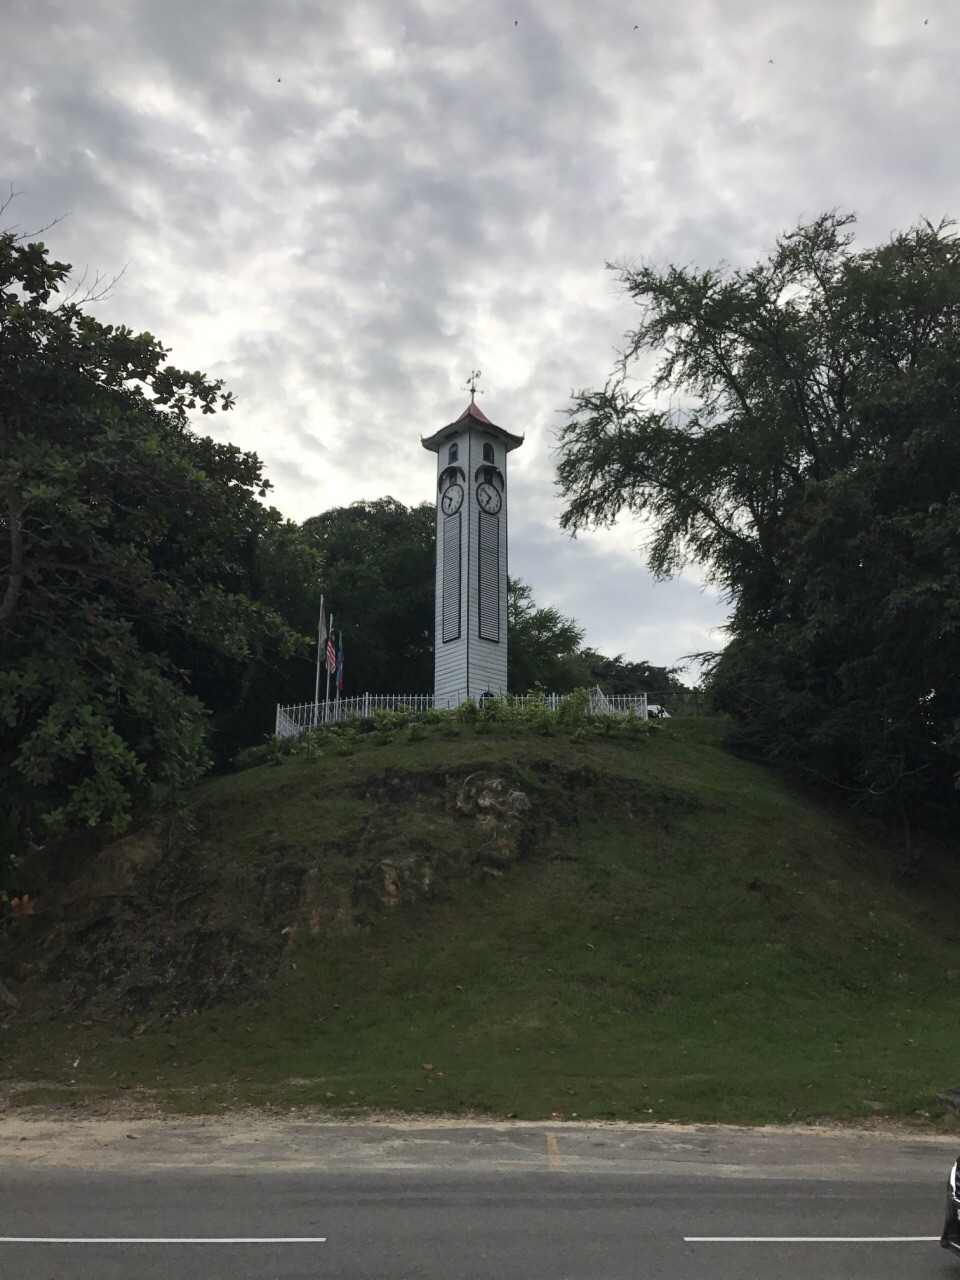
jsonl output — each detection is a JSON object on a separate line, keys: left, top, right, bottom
{"left": 183, "top": 516, "right": 322, "bottom": 766}
{"left": 578, "top": 648, "right": 687, "bottom": 696}
{"left": 556, "top": 211, "right": 960, "bottom": 830}
{"left": 508, "top": 578, "right": 585, "bottom": 693}
{"left": 300, "top": 499, "right": 435, "bottom": 696}
{"left": 0, "top": 224, "right": 304, "bottom": 867}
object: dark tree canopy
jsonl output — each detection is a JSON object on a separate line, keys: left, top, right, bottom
{"left": 507, "top": 578, "right": 585, "bottom": 693}
{"left": 301, "top": 498, "right": 435, "bottom": 697}
{"left": 557, "top": 212, "right": 960, "bottom": 831}
{"left": 578, "top": 649, "right": 687, "bottom": 697}
{"left": 0, "top": 227, "right": 305, "bottom": 867}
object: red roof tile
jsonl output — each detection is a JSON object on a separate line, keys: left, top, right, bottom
{"left": 456, "top": 401, "right": 492, "bottom": 424}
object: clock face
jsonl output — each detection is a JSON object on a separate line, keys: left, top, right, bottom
{"left": 441, "top": 483, "right": 464, "bottom": 515}
{"left": 476, "top": 482, "right": 502, "bottom": 514}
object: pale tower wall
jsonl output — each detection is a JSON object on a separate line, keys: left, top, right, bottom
{"left": 421, "top": 402, "right": 523, "bottom": 708}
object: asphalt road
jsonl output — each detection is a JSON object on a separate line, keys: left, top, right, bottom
{"left": 2, "top": 1119, "right": 959, "bottom": 1278}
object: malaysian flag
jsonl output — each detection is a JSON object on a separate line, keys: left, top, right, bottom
{"left": 325, "top": 635, "right": 337, "bottom": 673}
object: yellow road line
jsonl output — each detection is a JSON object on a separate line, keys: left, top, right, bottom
{"left": 494, "top": 1135, "right": 563, "bottom": 1168}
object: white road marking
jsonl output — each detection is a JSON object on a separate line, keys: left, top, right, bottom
{"left": 0, "top": 1237, "right": 327, "bottom": 1244}
{"left": 685, "top": 1235, "right": 937, "bottom": 1243}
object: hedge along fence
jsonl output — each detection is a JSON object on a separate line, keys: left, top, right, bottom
{"left": 241, "top": 688, "right": 682, "bottom": 772}
{"left": 275, "top": 687, "right": 709, "bottom": 739}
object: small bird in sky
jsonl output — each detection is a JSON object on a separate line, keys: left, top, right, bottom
{"left": 515, "top": 18, "right": 518, "bottom": 24}
{"left": 634, "top": 24, "right": 638, "bottom": 28}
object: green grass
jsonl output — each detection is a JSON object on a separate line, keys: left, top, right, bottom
{"left": 4, "top": 716, "right": 960, "bottom": 1128}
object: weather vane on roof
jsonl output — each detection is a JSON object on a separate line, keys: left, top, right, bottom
{"left": 465, "top": 369, "right": 482, "bottom": 403}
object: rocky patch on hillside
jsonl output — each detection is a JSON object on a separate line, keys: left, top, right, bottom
{"left": 1, "top": 758, "right": 696, "bottom": 1018}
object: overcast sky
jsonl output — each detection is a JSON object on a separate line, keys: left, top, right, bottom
{"left": 4, "top": 0, "right": 958, "bottom": 680}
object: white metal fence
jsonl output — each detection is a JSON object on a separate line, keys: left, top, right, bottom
{"left": 273, "top": 688, "right": 670, "bottom": 738}
{"left": 275, "top": 694, "right": 434, "bottom": 737}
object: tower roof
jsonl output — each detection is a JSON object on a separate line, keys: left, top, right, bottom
{"left": 456, "top": 401, "right": 491, "bottom": 425}
{"left": 421, "top": 402, "right": 524, "bottom": 453}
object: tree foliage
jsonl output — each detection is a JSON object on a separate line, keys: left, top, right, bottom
{"left": 557, "top": 212, "right": 960, "bottom": 830}
{"left": 507, "top": 578, "right": 585, "bottom": 693}
{"left": 301, "top": 498, "right": 435, "bottom": 696}
{"left": 177, "top": 513, "right": 321, "bottom": 768}
{"left": 577, "top": 648, "right": 687, "bottom": 696}
{"left": 0, "top": 226, "right": 305, "bottom": 866}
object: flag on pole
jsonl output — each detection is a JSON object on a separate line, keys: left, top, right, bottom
{"left": 313, "top": 596, "right": 327, "bottom": 724}
{"left": 336, "top": 633, "right": 344, "bottom": 690}
{"left": 325, "top": 635, "right": 337, "bottom": 673}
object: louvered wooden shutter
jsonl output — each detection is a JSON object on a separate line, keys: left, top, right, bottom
{"left": 442, "top": 513, "right": 461, "bottom": 642}
{"left": 478, "top": 512, "right": 499, "bottom": 641}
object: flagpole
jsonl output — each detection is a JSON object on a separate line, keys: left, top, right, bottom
{"left": 313, "top": 595, "right": 324, "bottom": 727}
{"left": 335, "top": 629, "right": 342, "bottom": 709}
{"left": 324, "top": 612, "right": 334, "bottom": 723}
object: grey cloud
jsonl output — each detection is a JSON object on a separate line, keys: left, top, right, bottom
{"left": 510, "top": 516, "right": 728, "bottom": 673}
{"left": 4, "top": 0, "right": 960, "bottom": 671}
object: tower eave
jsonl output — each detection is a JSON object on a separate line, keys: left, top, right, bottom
{"left": 421, "top": 406, "right": 524, "bottom": 453}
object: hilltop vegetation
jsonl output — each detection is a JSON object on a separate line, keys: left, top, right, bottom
{"left": 2, "top": 710, "right": 959, "bottom": 1128}
{"left": 559, "top": 211, "right": 960, "bottom": 832}
{"left": 8, "top": 205, "right": 958, "bottom": 905}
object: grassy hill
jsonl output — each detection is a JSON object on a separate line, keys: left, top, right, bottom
{"left": 3, "top": 712, "right": 960, "bottom": 1127}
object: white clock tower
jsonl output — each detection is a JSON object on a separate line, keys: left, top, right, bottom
{"left": 421, "top": 389, "right": 524, "bottom": 708}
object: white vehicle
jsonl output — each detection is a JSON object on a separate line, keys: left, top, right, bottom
{"left": 646, "top": 704, "right": 671, "bottom": 719}
{"left": 943, "top": 1155, "right": 960, "bottom": 1254}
